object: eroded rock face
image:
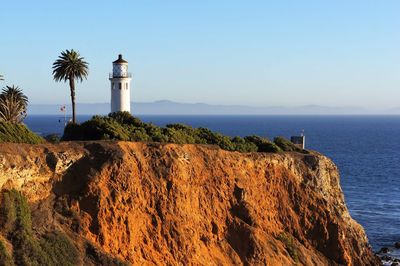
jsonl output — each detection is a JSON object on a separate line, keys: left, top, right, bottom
{"left": 0, "top": 142, "right": 380, "bottom": 265}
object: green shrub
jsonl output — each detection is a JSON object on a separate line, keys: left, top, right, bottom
{"left": 128, "top": 127, "right": 150, "bottom": 142}
{"left": 0, "top": 190, "right": 80, "bottom": 266}
{"left": 63, "top": 117, "right": 130, "bottom": 141}
{"left": 0, "top": 122, "right": 44, "bottom": 144}
{"left": 231, "top": 136, "right": 258, "bottom": 153}
{"left": 164, "top": 128, "right": 196, "bottom": 144}
{"left": 84, "top": 118, "right": 130, "bottom": 141}
{"left": 108, "top": 111, "right": 143, "bottom": 127}
{"left": 166, "top": 124, "right": 205, "bottom": 144}
{"left": 0, "top": 240, "right": 14, "bottom": 266}
{"left": 0, "top": 190, "right": 32, "bottom": 233}
{"left": 85, "top": 242, "right": 129, "bottom": 266}
{"left": 40, "top": 231, "right": 80, "bottom": 266}
{"left": 12, "top": 229, "right": 50, "bottom": 266}
{"left": 61, "top": 112, "right": 307, "bottom": 154}
{"left": 277, "top": 233, "right": 299, "bottom": 263}
{"left": 274, "top": 136, "right": 308, "bottom": 154}
{"left": 143, "top": 124, "right": 168, "bottom": 142}
{"left": 44, "top": 134, "right": 60, "bottom": 143}
{"left": 61, "top": 122, "right": 82, "bottom": 141}
{"left": 244, "top": 135, "right": 282, "bottom": 152}
{"left": 1, "top": 189, "right": 50, "bottom": 266}
{"left": 0, "top": 191, "right": 17, "bottom": 234}
{"left": 166, "top": 123, "right": 193, "bottom": 131}
{"left": 195, "top": 128, "right": 235, "bottom": 151}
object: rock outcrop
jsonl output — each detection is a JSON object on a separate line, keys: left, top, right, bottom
{"left": 0, "top": 141, "right": 380, "bottom": 265}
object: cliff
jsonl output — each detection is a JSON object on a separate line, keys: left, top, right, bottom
{"left": 0, "top": 141, "right": 380, "bottom": 265}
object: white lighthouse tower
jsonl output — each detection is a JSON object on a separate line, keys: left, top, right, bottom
{"left": 109, "top": 54, "right": 132, "bottom": 113}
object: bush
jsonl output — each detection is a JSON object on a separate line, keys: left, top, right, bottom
{"left": 231, "top": 136, "right": 258, "bottom": 153}
{"left": 165, "top": 124, "right": 199, "bottom": 144}
{"left": 63, "top": 117, "right": 130, "bottom": 141}
{"left": 144, "top": 124, "right": 169, "bottom": 142}
{"left": 44, "top": 134, "right": 60, "bottom": 143}
{"left": 277, "top": 233, "right": 299, "bottom": 263}
{"left": 0, "top": 191, "right": 17, "bottom": 234}
{"left": 0, "top": 189, "right": 50, "bottom": 266}
{"left": 83, "top": 118, "right": 130, "bottom": 141}
{"left": 195, "top": 128, "right": 234, "bottom": 150}
{"left": 244, "top": 136, "right": 282, "bottom": 152}
{"left": 61, "top": 112, "right": 307, "bottom": 154}
{"left": 128, "top": 127, "right": 150, "bottom": 142}
{"left": 274, "top": 136, "right": 308, "bottom": 154}
{"left": 1, "top": 190, "right": 32, "bottom": 232}
{"left": 108, "top": 111, "right": 143, "bottom": 127}
{"left": 0, "top": 122, "right": 44, "bottom": 144}
{"left": 164, "top": 128, "right": 196, "bottom": 144}
{"left": 166, "top": 123, "right": 193, "bottom": 131}
{"left": 0, "top": 240, "right": 14, "bottom": 266}
{"left": 40, "top": 231, "right": 80, "bottom": 266}
{"left": 0, "top": 190, "right": 80, "bottom": 266}
{"left": 61, "top": 122, "right": 82, "bottom": 141}
{"left": 85, "top": 242, "right": 129, "bottom": 266}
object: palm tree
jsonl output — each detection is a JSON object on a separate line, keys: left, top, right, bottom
{"left": 52, "top": 49, "right": 88, "bottom": 124}
{"left": 0, "top": 85, "right": 28, "bottom": 123}
{"left": 0, "top": 75, "right": 4, "bottom": 81}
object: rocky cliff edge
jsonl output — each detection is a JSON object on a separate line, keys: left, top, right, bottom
{"left": 0, "top": 142, "right": 380, "bottom": 265}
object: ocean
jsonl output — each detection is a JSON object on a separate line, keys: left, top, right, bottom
{"left": 24, "top": 114, "right": 400, "bottom": 254}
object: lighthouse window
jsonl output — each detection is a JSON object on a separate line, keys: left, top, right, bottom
{"left": 126, "top": 83, "right": 128, "bottom": 90}
{"left": 119, "top": 83, "right": 122, "bottom": 90}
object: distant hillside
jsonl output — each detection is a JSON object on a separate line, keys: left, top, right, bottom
{"left": 28, "top": 100, "right": 372, "bottom": 115}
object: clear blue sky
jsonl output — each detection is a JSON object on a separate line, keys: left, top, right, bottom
{"left": 1, "top": 1, "right": 399, "bottom": 109}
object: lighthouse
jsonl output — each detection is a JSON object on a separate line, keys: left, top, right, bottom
{"left": 109, "top": 54, "right": 132, "bottom": 113}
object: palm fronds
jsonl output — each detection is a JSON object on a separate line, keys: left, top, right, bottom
{"left": 52, "top": 49, "right": 89, "bottom": 124}
{"left": 52, "top": 49, "right": 88, "bottom": 82}
{"left": 0, "top": 85, "right": 29, "bottom": 123}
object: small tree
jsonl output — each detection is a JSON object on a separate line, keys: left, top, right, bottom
{"left": 52, "top": 49, "right": 89, "bottom": 124}
{"left": 0, "top": 86, "right": 28, "bottom": 123}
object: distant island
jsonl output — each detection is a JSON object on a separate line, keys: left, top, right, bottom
{"left": 28, "top": 100, "right": 392, "bottom": 115}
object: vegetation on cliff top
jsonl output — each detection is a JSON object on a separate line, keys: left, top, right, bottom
{"left": 62, "top": 112, "right": 307, "bottom": 153}
{"left": 0, "top": 86, "right": 29, "bottom": 124}
{"left": 0, "top": 80, "right": 43, "bottom": 144}
{"left": 0, "top": 122, "right": 44, "bottom": 144}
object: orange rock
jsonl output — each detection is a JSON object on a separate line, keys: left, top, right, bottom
{"left": 0, "top": 141, "right": 380, "bottom": 265}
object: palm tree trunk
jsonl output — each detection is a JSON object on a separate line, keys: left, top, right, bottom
{"left": 69, "top": 77, "right": 76, "bottom": 124}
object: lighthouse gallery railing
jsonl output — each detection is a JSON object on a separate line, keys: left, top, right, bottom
{"left": 109, "top": 73, "right": 132, "bottom": 78}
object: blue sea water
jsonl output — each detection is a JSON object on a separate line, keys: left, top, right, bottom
{"left": 24, "top": 115, "right": 400, "bottom": 253}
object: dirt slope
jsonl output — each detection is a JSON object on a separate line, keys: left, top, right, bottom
{"left": 0, "top": 142, "right": 380, "bottom": 265}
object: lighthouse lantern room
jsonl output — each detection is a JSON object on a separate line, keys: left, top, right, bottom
{"left": 109, "top": 54, "right": 132, "bottom": 113}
